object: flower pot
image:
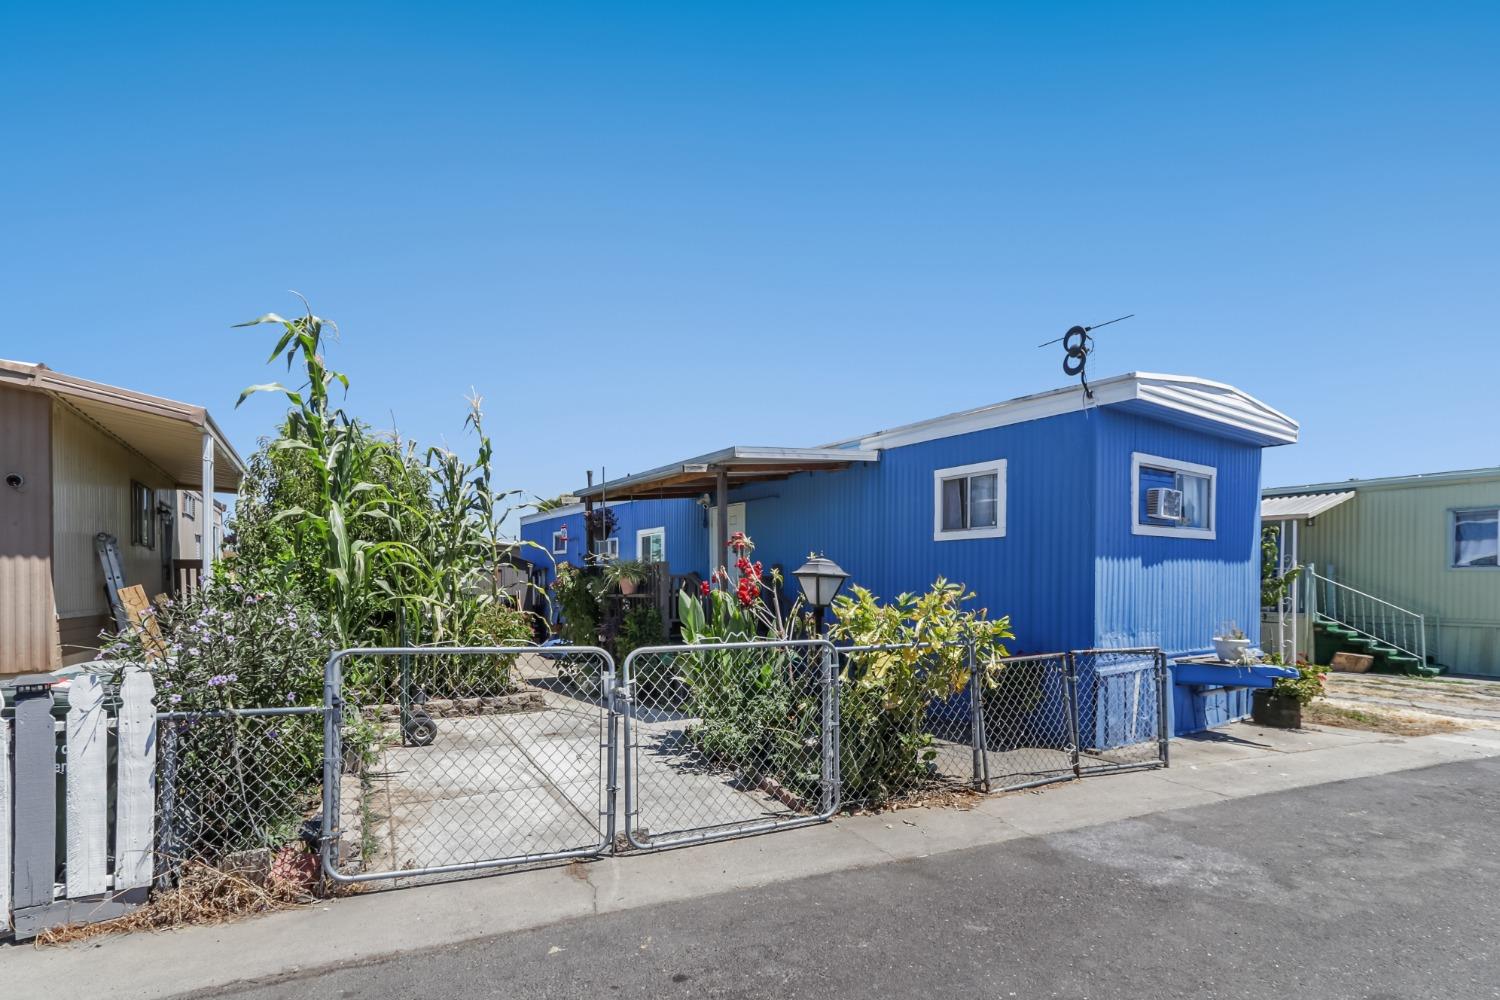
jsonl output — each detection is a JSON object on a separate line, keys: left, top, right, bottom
{"left": 618, "top": 579, "right": 640, "bottom": 596}
{"left": 1212, "top": 636, "right": 1251, "bottom": 663}
{"left": 1251, "top": 689, "right": 1301, "bottom": 729}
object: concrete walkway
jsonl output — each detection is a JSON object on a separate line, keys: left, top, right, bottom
{"left": 8, "top": 722, "right": 1500, "bottom": 998}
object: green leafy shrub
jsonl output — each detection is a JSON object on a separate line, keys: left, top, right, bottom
{"left": 95, "top": 575, "right": 333, "bottom": 861}
{"left": 1270, "top": 659, "right": 1328, "bottom": 705}
{"left": 828, "top": 580, "right": 1014, "bottom": 803}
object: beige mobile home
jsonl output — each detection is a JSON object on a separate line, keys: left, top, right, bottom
{"left": 0, "top": 360, "right": 244, "bottom": 673}
{"left": 1263, "top": 467, "right": 1500, "bottom": 677}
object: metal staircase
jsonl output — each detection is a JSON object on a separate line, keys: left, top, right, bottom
{"left": 1306, "top": 566, "right": 1435, "bottom": 676}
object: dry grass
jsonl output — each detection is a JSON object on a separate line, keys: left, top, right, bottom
{"left": 34, "top": 861, "right": 320, "bottom": 947}
{"left": 1305, "top": 699, "right": 1466, "bottom": 738}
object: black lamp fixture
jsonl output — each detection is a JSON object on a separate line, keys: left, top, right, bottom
{"left": 793, "top": 553, "right": 849, "bottom": 632}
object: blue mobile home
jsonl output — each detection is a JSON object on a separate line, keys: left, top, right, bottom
{"left": 520, "top": 372, "right": 1299, "bottom": 736}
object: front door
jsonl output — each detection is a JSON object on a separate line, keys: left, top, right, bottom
{"left": 708, "top": 502, "right": 746, "bottom": 579}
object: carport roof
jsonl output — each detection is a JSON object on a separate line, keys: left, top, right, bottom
{"left": 0, "top": 359, "right": 246, "bottom": 493}
{"left": 574, "top": 445, "right": 879, "bottom": 501}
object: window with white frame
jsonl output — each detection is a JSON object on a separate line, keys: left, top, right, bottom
{"left": 638, "top": 527, "right": 666, "bottom": 563}
{"left": 593, "top": 536, "right": 620, "bottom": 561}
{"left": 933, "top": 459, "right": 1006, "bottom": 540}
{"left": 551, "top": 529, "right": 569, "bottom": 555}
{"left": 1453, "top": 507, "right": 1499, "bottom": 568}
{"left": 1131, "top": 453, "right": 1216, "bottom": 539}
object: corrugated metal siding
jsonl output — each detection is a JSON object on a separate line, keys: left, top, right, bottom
{"left": 1295, "top": 475, "right": 1500, "bottom": 675}
{"left": 51, "top": 402, "right": 173, "bottom": 619}
{"left": 1091, "top": 408, "right": 1264, "bottom": 657}
{"left": 519, "top": 498, "right": 706, "bottom": 584}
{"left": 731, "top": 411, "right": 1099, "bottom": 654}
{"left": 0, "top": 384, "right": 58, "bottom": 673}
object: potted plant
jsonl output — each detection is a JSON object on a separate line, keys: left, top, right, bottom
{"left": 1212, "top": 621, "right": 1251, "bottom": 663}
{"left": 605, "top": 559, "right": 653, "bottom": 596}
{"left": 1251, "top": 659, "right": 1327, "bottom": 728}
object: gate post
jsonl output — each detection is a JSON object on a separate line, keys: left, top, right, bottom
{"left": 320, "top": 650, "right": 345, "bottom": 879}
{"left": 604, "top": 658, "right": 622, "bottom": 851}
{"left": 1155, "top": 650, "right": 1171, "bottom": 768}
{"left": 966, "top": 635, "right": 988, "bottom": 791}
{"left": 1064, "top": 653, "right": 1082, "bottom": 777}
{"left": 820, "top": 642, "right": 839, "bottom": 814}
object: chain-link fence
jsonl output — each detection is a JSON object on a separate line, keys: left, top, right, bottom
{"left": 621, "top": 640, "right": 836, "bottom": 850}
{"left": 155, "top": 706, "right": 326, "bottom": 886}
{"left": 974, "top": 652, "right": 1079, "bottom": 792}
{"left": 835, "top": 642, "right": 980, "bottom": 807}
{"left": 1072, "top": 648, "right": 1169, "bottom": 773}
{"left": 140, "top": 641, "right": 1166, "bottom": 895}
{"left": 322, "top": 645, "right": 615, "bottom": 883}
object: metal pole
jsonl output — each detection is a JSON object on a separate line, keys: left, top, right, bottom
{"left": 200, "top": 430, "right": 216, "bottom": 580}
{"left": 1289, "top": 519, "right": 1299, "bottom": 666}
{"left": 1064, "top": 654, "right": 1082, "bottom": 777}
{"left": 966, "top": 636, "right": 987, "bottom": 790}
{"left": 1156, "top": 650, "right": 1171, "bottom": 767}
{"left": 823, "top": 642, "right": 839, "bottom": 813}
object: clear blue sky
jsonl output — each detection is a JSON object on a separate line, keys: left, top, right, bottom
{"left": 4, "top": 2, "right": 1496, "bottom": 523}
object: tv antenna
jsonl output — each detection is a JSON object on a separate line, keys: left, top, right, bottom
{"left": 1037, "top": 314, "right": 1134, "bottom": 400}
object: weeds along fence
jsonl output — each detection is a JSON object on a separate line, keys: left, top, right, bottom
{"left": 2, "top": 641, "right": 1169, "bottom": 938}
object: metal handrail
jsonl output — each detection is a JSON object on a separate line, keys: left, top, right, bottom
{"left": 1307, "top": 567, "right": 1427, "bottom": 667}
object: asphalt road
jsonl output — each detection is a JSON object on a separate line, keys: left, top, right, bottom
{"left": 186, "top": 757, "right": 1500, "bottom": 1000}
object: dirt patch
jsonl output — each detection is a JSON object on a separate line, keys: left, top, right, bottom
{"left": 1305, "top": 700, "right": 1466, "bottom": 737}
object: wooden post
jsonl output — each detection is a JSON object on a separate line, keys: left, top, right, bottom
{"left": 584, "top": 469, "right": 595, "bottom": 564}
{"left": 65, "top": 674, "right": 109, "bottom": 897}
{"left": 714, "top": 465, "right": 729, "bottom": 575}
{"left": 10, "top": 676, "right": 58, "bottom": 923}
{"left": 114, "top": 667, "right": 158, "bottom": 890}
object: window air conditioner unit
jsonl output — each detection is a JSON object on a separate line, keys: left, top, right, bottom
{"left": 1146, "top": 487, "right": 1184, "bottom": 521}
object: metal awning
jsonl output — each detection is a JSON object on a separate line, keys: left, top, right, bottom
{"left": 0, "top": 359, "right": 246, "bottom": 493}
{"left": 576, "top": 445, "right": 880, "bottom": 501}
{"left": 1260, "top": 490, "right": 1355, "bottom": 522}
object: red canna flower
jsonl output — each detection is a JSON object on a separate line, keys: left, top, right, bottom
{"left": 699, "top": 580, "right": 712, "bottom": 596}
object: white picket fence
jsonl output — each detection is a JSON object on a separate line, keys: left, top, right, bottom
{"left": 2, "top": 668, "right": 157, "bottom": 940}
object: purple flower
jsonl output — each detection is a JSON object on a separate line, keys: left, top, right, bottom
{"left": 207, "top": 674, "right": 228, "bottom": 687}
{"left": 169, "top": 693, "right": 182, "bottom": 704}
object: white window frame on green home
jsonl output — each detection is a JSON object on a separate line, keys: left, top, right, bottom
{"left": 637, "top": 527, "right": 666, "bottom": 563}
{"left": 1131, "top": 452, "right": 1216, "bottom": 540}
{"left": 551, "top": 530, "right": 568, "bottom": 555}
{"left": 1451, "top": 506, "right": 1499, "bottom": 569}
{"left": 932, "top": 459, "right": 1006, "bottom": 541}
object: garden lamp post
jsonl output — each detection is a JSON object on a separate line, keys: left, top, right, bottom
{"left": 794, "top": 554, "right": 849, "bottom": 634}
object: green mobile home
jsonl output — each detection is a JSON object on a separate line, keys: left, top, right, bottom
{"left": 1262, "top": 467, "right": 1500, "bottom": 677}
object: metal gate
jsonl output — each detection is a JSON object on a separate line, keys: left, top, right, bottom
{"left": 320, "top": 645, "right": 616, "bottom": 884}
{"left": 619, "top": 639, "right": 838, "bottom": 850}
{"left": 318, "top": 639, "right": 1167, "bottom": 882}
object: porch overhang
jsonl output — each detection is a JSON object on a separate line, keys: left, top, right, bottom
{"left": 1259, "top": 490, "right": 1355, "bottom": 522}
{"left": 0, "top": 359, "right": 246, "bottom": 493}
{"left": 575, "top": 445, "right": 880, "bottom": 501}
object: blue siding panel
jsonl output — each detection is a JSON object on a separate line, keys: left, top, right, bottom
{"left": 731, "top": 411, "right": 1097, "bottom": 654}
{"left": 519, "top": 498, "right": 707, "bottom": 585}
{"left": 1091, "top": 409, "right": 1264, "bottom": 656}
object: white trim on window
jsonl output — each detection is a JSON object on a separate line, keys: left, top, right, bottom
{"left": 551, "top": 530, "right": 568, "bottom": 555}
{"left": 637, "top": 527, "right": 666, "bottom": 563}
{"left": 595, "top": 536, "right": 620, "bottom": 561}
{"left": 932, "top": 459, "right": 1007, "bottom": 541}
{"left": 1130, "top": 452, "right": 1217, "bottom": 540}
